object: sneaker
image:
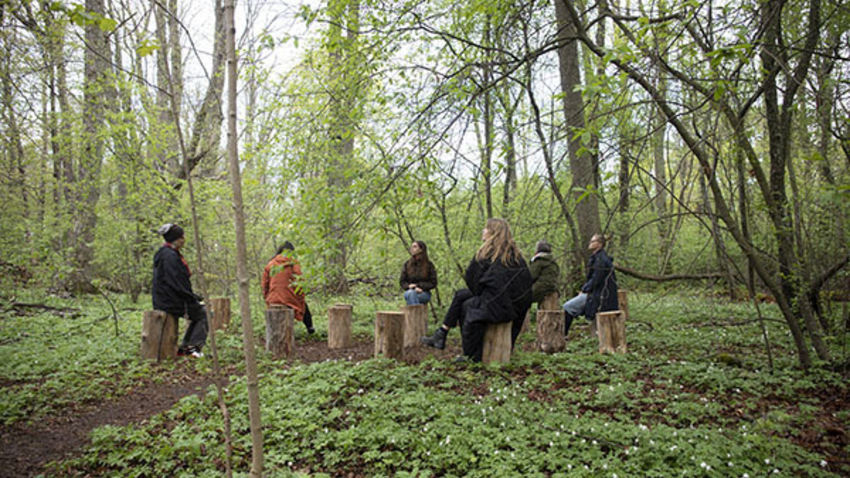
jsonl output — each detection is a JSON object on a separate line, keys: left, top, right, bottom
{"left": 178, "top": 346, "right": 204, "bottom": 358}
{"left": 307, "top": 327, "right": 316, "bottom": 335}
{"left": 452, "top": 355, "right": 469, "bottom": 363}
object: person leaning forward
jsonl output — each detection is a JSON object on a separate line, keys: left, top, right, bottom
{"left": 262, "top": 241, "right": 315, "bottom": 334}
{"left": 152, "top": 223, "right": 208, "bottom": 358}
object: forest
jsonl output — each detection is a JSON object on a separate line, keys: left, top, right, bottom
{"left": 1, "top": 0, "right": 849, "bottom": 476}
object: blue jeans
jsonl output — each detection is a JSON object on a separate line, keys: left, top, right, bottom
{"left": 404, "top": 289, "right": 432, "bottom": 305}
{"left": 562, "top": 293, "right": 587, "bottom": 318}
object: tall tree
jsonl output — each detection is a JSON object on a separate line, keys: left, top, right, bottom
{"left": 554, "top": 0, "right": 601, "bottom": 259}
{"left": 67, "top": 0, "right": 112, "bottom": 292}
{"left": 324, "top": 0, "right": 363, "bottom": 293}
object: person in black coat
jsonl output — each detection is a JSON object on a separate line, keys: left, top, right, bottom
{"left": 152, "top": 224, "right": 208, "bottom": 357}
{"left": 421, "top": 218, "right": 533, "bottom": 362}
{"left": 562, "top": 233, "right": 619, "bottom": 336}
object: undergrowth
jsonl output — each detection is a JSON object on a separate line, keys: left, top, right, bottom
{"left": 1, "top": 287, "right": 847, "bottom": 476}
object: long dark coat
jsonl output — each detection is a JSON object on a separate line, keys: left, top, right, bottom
{"left": 152, "top": 244, "right": 201, "bottom": 315}
{"left": 463, "top": 256, "right": 533, "bottom": 327}
{"left": 581, "top": 249, "right": 619, "bottom": 319}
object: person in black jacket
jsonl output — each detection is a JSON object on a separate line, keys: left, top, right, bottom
{"left": 421, "top": 218, "right": 533, "bottom": 362}
{"left": 562, "top": 233, "right": 618, "bottom": 336}
{"left": 400, "top": 240, "right": 438, "bottom": 305}
{"left": 152, "top": 224, "right": 208, "bottom": 357}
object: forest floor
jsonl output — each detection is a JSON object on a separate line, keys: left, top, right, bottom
{"left": 0, "top": 338, "right": 463, "bottom": 478}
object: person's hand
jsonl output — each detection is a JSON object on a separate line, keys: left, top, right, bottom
{"left": 415, "top": 287, "right": 423, "bottom": 293}
{"left": 408, "top": 284, "right": 416, "bottom": 289}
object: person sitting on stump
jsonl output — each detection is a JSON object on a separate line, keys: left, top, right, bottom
{"left": 421, "top": 218, "right": 533, "bottom": 362}
{"left": 530, "top": 240, "right": 560, "bottom": 304}
{"left": 152, "top": 223, "right": 208, "bottom": 358}
{"left": 262, "top": 242, "right": 314, "bottom": 334}
{"left": 400, "top": 240, "right": 438, "bottom": 305}
{"left": 562, "top": 233, "right": 619, "bottom": 336}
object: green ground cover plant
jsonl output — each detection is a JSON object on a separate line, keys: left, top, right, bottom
{"left": 2, "top": 288, "right": 847, "bottom": 476}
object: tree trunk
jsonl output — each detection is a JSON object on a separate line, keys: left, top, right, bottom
{"left": 182, "top": 0, "right": 225, "bottom": 179}
{"left": 325, "top": 0, "right": 362, "bottom": 294}
{"left": 555, "top": 0, "right": 601, "bottom": 259}
{"left": 68, "top": 0, "right": 111, "bottom": 293}
{"left": 224, "top": 0, "right": 264, "bottom": 475}
{"left": 524, "top": 60, "right": 580, "bottom": 277}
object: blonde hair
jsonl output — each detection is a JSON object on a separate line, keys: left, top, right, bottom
{"left": 475, "top": 218, "right": 523, "bottom": 265}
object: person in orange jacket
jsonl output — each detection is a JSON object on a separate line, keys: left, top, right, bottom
{"left": 261, "top": 241, "right": 314, "bottom": 334}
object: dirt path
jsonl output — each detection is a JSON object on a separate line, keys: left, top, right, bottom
{"left": 0, "top": 375, "right": 216, "bottom": 478}
{"left": 0, "top": 339, "right": 460, "bottom": 478}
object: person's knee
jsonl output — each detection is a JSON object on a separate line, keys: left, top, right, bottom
{"left": 404, "top": 289, "right": 415, "bottom": 300}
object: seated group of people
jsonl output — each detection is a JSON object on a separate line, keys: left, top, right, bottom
{"left": 151, "top": 219, "right": 618, "bottom": 363}
{"left": 151, "top": 227, "right": 315, "bottom": 359}
{"left": 409, "top": 218, "right": 620, "bottom": 362}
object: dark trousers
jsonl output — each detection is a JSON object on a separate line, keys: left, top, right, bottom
{"left": 443, "top": 289, "right": 522, "bottom": 363}
{"left": 443, "top": 289, "right": 474, "bottom": 328}
{"left": 167, "top": 302, "right": 209, "bottom": 350}
{"left": 303, "top": 303, "right": 313, "bottom": 330}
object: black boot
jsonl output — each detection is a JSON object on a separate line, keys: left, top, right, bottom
{"left": 421, "top": 327, "right": 448, "bottom": 350}
{"left": 564, "top": 312, "right": 574, "bottom": 337}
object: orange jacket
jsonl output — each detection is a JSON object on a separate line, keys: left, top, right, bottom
{"left": 261, "top": 254, "right": 306, "bottom": 321}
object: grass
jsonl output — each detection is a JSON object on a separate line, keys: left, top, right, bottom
{"left": 1, "top": 286, "right": 848, "bottom": 476}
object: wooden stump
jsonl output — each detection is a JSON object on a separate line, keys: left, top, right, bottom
{"left": 617, "top": 290, "right": 629, "bottom": 321}
{"left": 540, "top": 292, "right": 560, "bottom": 310}
{"left": 523, "top": 291, "right": 562, "bottom": 336}
{"left": 403, "top": 304, "right": 428, "bottom": 348}
{"left": 209, "top": 297, "right": 231, "bottom": 332}
{"left": 265, "top": 306, "right": 295, "bottom": 359}
{"left": 597, "top": 310, "right": 626, "bottom": 353}
{"left": 482, "top": 321, "right": 512, "bottom": 364}
{"left": 141, "top": 310, "right": 178, "bottom": 360}
{"left": 535, "top": 309, "right": 565, "bottom": 353}
{"left": 328, "top": 304, "right": 353, "bottom": 349}
{"left": 374, "top": 311, "right": 404, "bottom": 359}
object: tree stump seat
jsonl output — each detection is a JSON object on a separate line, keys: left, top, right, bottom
{"left": 328, "top": 304, "right": 353, "bottom": 349}
{"left": 375, "top": 311, "right": 404, "bottom": 359}
{"left": 141, "top": 310, "right": 179, "bottom": 360}
{"left": 521, "top": 291, "right": 560, "bottom": 336}
{"left": 482, "top": 321, "right": 512, "bottom": 364}
{"left": 536, "top": 309, "right": 565, "bottom": 353}
{"left": 402, "top": 304, "right": 428, "bottom": 348}
{"left": 596, "top": 310, "right": 626, "bottom": 353}
{"left": 265, "top": 305, "right": 295, "bottom": 359}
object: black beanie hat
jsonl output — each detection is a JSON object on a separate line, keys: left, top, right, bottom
{"left": 161, "top": 224, "right": 185, "bottom": 243}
